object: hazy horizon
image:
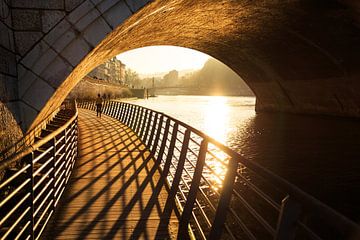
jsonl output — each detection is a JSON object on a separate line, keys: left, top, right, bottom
{"left": 116, "top": 46, "right": 210, "bottom": 76}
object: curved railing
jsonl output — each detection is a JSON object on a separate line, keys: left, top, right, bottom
{"left": 0, "top": 101, "right": 78, "bottom": 240}
{"left": 0, "top": 103, "right": 68, "bottom": 164}
{"left": 78, "top": 100, "right": 359, "bottom": 240}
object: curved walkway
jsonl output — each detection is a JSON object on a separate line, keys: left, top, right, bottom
{"left": 44, "top": 109, "right": 178, "bottom": 239}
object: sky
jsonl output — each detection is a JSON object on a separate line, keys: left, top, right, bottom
{"left": 116, "top": 46, "right": 210, "bottom": 76}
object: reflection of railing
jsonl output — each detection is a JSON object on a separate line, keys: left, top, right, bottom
{"left": 0, "top": 102, "right": 78, "bottom": 240}
{"left": 79, "top": 100, "right": 359, "bottom": 239}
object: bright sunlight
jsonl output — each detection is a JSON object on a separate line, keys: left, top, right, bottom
{"left": 116, "top": 46, "right": 209, "bottom": 75}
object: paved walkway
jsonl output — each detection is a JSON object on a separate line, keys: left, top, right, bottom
{"left": 44, "top": 109, "right": 178, "bottom": 239}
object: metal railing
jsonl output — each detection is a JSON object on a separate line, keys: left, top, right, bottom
{"left": 0, "top": 101, "right": 75, "bottom": 164}
{"left": 0, "top": 101, "right": 78, "bottom": 240}
{"left": 79, "top": 100, "right": 359, "bottom": 240}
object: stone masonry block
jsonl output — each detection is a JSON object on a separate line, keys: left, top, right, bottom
{"left": 0, "top": 73, "right": 17, "bottom": 101}
{"left": 73, "top": 8, "right": 100, "bottom": 32}
{"left": 39, "top": 56, "right": 73, "bottom": 88}
{"left": 60, "top": 36, "right": 91, "bottom": 66}
{"left": 44, "top": 19, "right": 74, "bottom": 52}
{"left": 18, "top": 64, "right": 38, "bottom": 98}
{"left": 12, "top": 9, "right": 42, "bottom": 31}
{"left": 90, "top": 0, "right": 120, "bottom": 13}
{"left": 18, "top": 100, "right": 38, "bottom": 132}
{"left": 21, "top": 40, "right": 57, "bottom": 76}
{"left": 0, "top": 22, "right": 15, "bottom": 52}
{"left": 83, "top": 17, "right": 112, "bottom": 47}
{"left": 102, "top": 0, "right": 132, "bottom": 29}
{"left": 22, "top": 78, "right": 54, "bottom": 111}
{"left": 67, "top": 0, "right": 94, "bottom": 25}
{"left": 14, "top": 31, "right": 43, "bottom": 56}
{"left": 11, "top": 0, "right": 64, "bottom": 9}
{"left": 0, "top": 47, "right": 17, "bottom": 76}
{"left": 125, "top": 0, "right": 151, "bottom": 12}
{"left": 65, "top": 0, "right": 86, "bottom": 12}
{"left": 42, "top": 10, "right": 66, "bottom": 33}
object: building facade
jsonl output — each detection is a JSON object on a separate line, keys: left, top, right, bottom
{"left": 88, "top": 57, "right": 126, "bottom": 84}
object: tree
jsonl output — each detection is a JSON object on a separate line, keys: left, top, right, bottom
{"left": 125, "top": 69, "right": 140, "bottom": 87}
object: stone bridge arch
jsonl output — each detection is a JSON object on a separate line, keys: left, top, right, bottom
{"left": 1, "top": 0, "right": 360, "bottom": 132}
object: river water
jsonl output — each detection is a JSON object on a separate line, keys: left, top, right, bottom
{"left": 125, "top": 95, "right": 360, "bottom": 221}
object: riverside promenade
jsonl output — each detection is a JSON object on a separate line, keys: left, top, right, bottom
{"left": 44, "top": 109, "right": 178, "bottom": 239}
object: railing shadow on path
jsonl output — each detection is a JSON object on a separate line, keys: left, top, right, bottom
{"left": 44, "top": 109, "right": 179, "bottom": 239}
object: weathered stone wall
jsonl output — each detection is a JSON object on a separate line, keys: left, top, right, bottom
{"left": 68, "top": 76, "right": 132, "bottom": 99}
{"left": 0, "top": 101, "right": 23, "bottom": 154}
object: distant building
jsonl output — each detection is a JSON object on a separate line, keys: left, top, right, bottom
{"left": 88, "top": 57, "right": 126, "bottom": 84}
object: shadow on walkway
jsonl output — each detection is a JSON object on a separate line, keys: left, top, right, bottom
{"left": 44, "top": 109, "right": 179, "bottom": 239}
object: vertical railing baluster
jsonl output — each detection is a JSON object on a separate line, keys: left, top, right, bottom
{"left": 118, "top": 102, "right": 123, "bottom": 121}
{"left": 132, "top": 106, "right": 139, "bottom": 130}
{"left": 152, "top": 115, "right": 164, "bottom": 156}
{"left": 161, "top": 122, "right": 178, "bottom": 176}
{"left": 168, "top": 128, "right": 190, "bottom": 196}
{"left": 143, "top": 111, "right": 153, "bottom": 143}
{"left": 136, "top": 108, "right": 144, "bottom": 134}
{"left": 51, "top": 137, "right": 57, "bottom": 211}
{"left": 275, "top": 196, "right": 301, "bottom": 240}
{"left": 124, "top": 103, "right": 129, "bottom": 124}
{"left": 26, "top": 152, "right": 35, "bottom": 240}
{"left": 147, "top": 113, "right": 158, "bottom": 149}
{"left": 121, "top": 102, "right": 126, "bottom": 122}
{"left": 134, "top": 106, "right": 141, "bottom": 131}
{"left": 209, "top": 156, "right": 238, "bottom": 239}
{"left": 128, "top": 105, "right": 135, "bottom": 127}
{"left": 178, "top": 139, "right": 208, "bottom": 237}
{"left": 156, "top": 118, "right": 170, "bottom": 164}
{"left": 140, "top": 109, "right": 148, "bottom": 139}
{"left": 110, "top": 101, "right": 115, "bottom": 117}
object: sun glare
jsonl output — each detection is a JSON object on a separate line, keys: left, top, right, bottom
{"left": 203, "top": 96, "right": 229, "bottom": 143}
{"left": 116, "top": 46, "right": 209, "bottom": 75}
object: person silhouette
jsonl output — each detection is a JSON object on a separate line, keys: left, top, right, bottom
{"left": 96, "top": 93, "right": 103, "bottom": 117}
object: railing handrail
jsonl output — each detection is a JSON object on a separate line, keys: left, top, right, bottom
{"left": 0, "top": 102, "right": 78, "bottom": 172}
{"left": 78, "top": 100, "right": 360, "bottom": 239}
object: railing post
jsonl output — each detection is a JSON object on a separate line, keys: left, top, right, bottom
{"left": 143, "top": 111, "right": 153, "bottom": 143}
{"left": 209, "top": 156, "right": 238, "bottom": 239}
{"left": 25, "top": 152, "right": 35, "bottom": 240}
{"left": 51, "top": 137, "right": 57, "bottom": 211}
{"left": 161, "top": 122, "right": 178, "bottom": 176}
{"left": 151, "top": 115, "right": 164, "bottom": 155}
{"left": 178, "top": 139, "right": 208, "bottom": 238}
{"left": 128, "top": 105, "right": 135, "bottom": 127}
{"left": 124, "top": 104, "right": 131, "bottom": 125}
{"left": 147, "top": 112, "right": 158, "bottom": 148}
{"left": 274, "top": 195, "right": 301, "bottom": 240}
{"left": 135, "top": 107, "right": 144, "bottom": 134}
{"left": 157, "top": 118, "right": 171, "bottom": 164}
{"left": 118, "top": 102, "right": 124, "bottom": 122}
{"left": 140, "top": 109, "right": 148, "bottom": 139}
{"left": 114, "top": 102, "right": 120, "bottom": 119}
{"left": 110, "top": 101, "right": 115, "bottom": 117}
{"left": 169, "top": 129, "right": 190, "bottom": 196}
{"left": 132, "top": 106, "right": 140, "bottom": 130}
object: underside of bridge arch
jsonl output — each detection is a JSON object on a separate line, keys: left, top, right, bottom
{"left": 1, "top": 0, "right": 360, "bottom": 132}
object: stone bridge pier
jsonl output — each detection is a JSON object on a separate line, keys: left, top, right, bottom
{"left": 0, "top": 0, "right": 360, "bottom": 133}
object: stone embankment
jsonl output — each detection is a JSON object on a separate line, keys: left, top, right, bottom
{"left": 68, "top": 76, "right": 132, "bottom": 100}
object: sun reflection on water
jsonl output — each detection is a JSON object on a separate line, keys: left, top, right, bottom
{"left": 203, "top": 96, "right": 229, "bottom": 144}
{"left": 202, "top": 97, "right": 232, "bottom": 190}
